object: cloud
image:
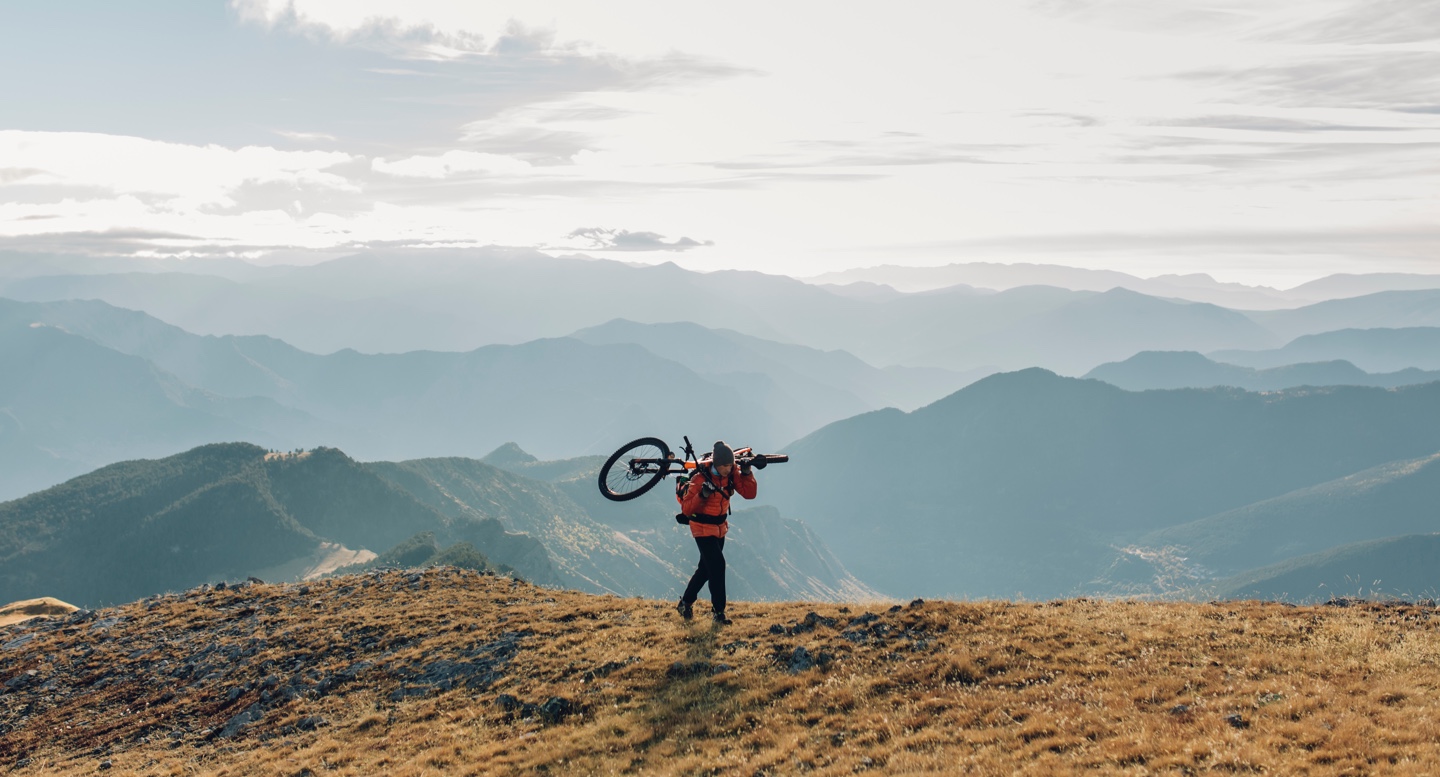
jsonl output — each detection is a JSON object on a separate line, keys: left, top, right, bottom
{"left": 1262, "top": 0, "right": 1440, "bottom": 44}
{"left": 1155, "top": 115, "right": 1406, "bottom": 133}
{"left": 0, "top": 131, "right": 357, "bottom": 205}
{"left": 566, "top": 227, "right": 713, "bottom": 252}
{"left": 896, "top": 226, "right": 1440, "bottom": 260}
{"left": 1178, "top": 52, "right": 1440, "bottom": 111}
{"left": 0, "top": 229, "right": 219, "bottom": 256}
{"left": 371, "top": 150, "right": 532, "bottom": 178}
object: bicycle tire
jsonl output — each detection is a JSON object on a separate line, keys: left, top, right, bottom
{"left": 598, "top": 437, "right": 671, "bottom": 501}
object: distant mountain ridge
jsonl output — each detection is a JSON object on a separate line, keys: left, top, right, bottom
{"left": 803, "top": 261, "right": 1440, "bottom": 308}
{"left": 0, "top": 298, "right": 799, "bottom": 498}
{"left": 0, "top": 251, "right": 1293, "bottom": 373}
{"left": 0, "top": 443, "right": 876, "bottom": 607}
{"left": 1131, "top": 452, "right": 1440, "bottom": 579}
{"left": 1211, "top": 327, "right": 1440, "bottom": 373}
{"left": 1084, "top": 351, "right": 1440, "bottom": 392}
{"left": 762, "top": 369, "right": 1440, "bottom": 599}
{"left": 0, "top": 318, "right": 323, "bottom": 500}
{"left": 0, "top": 443, "right": 556, "bottom": 607}
{"left": 570, "top": 318, "right": 981, "bottom": 414}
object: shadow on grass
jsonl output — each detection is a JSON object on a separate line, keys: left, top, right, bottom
{"left": 633, "top": 622, "right": 745, "bottom": 753}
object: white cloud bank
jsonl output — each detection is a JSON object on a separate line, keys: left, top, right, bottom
{"left": 0, "top": 1, "right": 1436, "bottom": 284}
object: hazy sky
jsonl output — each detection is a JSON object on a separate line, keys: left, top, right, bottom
{"left": 2, "top": 1, "right": 1437, "bottom": 285}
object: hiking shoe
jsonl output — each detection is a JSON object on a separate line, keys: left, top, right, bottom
{"left": 712, "top": 612, "right": 733, "bottom": 626}
{"left": 676, "top": 599, "right": 693, "bottom": 620}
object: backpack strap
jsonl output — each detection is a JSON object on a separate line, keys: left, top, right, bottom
{"left": 692, "top": 466, "right": 737, "bottom": 516}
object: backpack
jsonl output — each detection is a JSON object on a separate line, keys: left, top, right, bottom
{"left": 674, "top": 473, "right": 692, "bottom": 524}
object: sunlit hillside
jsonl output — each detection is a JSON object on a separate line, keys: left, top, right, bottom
{"left": 5, "top": 570, "right": 1440, "bottom": 775}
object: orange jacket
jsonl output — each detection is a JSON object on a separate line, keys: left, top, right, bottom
{"left": 681, "top": 466, "right": 757, "bottom": 538}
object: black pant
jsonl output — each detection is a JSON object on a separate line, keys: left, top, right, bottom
{"left": 681, "top": 536, "right": 726, "bottom": 614}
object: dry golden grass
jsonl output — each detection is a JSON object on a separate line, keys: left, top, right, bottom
{"left": 0, "top": 597, "right": 78, "bottom": 627}
{"left": 4, "top": 571, "right": 1440, "bottom": 775}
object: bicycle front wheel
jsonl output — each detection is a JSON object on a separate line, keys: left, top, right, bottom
{"left": 598, "top": 437, "right": 671, "bottom": 501}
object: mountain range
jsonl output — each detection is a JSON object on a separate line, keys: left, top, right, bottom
{"left": 5, "top": 297, "right": 920, "bottom": 498}
{"left": 760, "top": 369, "right": 1440, "bottom": 600}
{"left": 0, "top": 442, "right": 875, "bottom": 608}
{"left": 1211, "top": 327, "right": 1440, "bottom": 373}
{"left": 15, "top": 250, "right": 1440, "bottom": 374}
{"left": 1213, "top": 533, "right": 1440, "bottom": 602}
{"left": 1084, "top": 351, "right": 1440, "bottom": 392}
{"left": 1130, "top": 452, "right": 1440, "bottom": 581}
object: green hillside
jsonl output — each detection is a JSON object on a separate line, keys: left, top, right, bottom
{"left": 0, "top": 444, "right": 552, "bottom": 606}
{"left": 370, "top": 454, "right": 880, "bottom": 603}
{"left": 763, "top": 369, "right": 1440, "bottom": 599}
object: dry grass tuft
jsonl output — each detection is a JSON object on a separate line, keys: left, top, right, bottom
{"left": 5, "top": 572, "right": 1440, "bottom": 775}
{"left": 0, "top": 597, "right": 79, "bottom": 627}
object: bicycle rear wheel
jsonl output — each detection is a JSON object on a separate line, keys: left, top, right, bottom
{"left": 598, "top": 437, "right": 671, "bottom": 501}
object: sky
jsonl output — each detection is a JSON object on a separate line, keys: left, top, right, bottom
{"left": 1, "top": 0, "right": 1437, "bottom": 286}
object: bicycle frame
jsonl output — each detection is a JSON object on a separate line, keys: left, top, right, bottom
{"left": 598, "top": 435, "right": 786, "bottom": 502}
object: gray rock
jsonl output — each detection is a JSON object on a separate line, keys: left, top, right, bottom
{"left": 297, "top": 715, "right": 326, "bottom": 731}
{"left": 3, "top": 633, "right": 36, "bottom": 651}
{"left": 787, "top": 647, "right": 816, "bottom": 673}
{"left": 539, "top": 697, "right": 575, "bottom": 724}
{"left": 217, "top": 703, "right": 264, "bottom": 739}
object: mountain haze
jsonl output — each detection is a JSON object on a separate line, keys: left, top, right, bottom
{"left": 1215, "top": 533, "right": 1440, "bottom": 603}
{"left": 1133, "top": 452, "right": 1440, "bottom": 580}
{"left": 763, "top": 371, "right": 1440, "bottom": 599}
{"left": 1, "top": 251, "right": 1285, "bottom": 373}
{"left": 1084, "top": 351, "right": 1440, "bottom": 392}
{"left": 571, "top": 318, "right": 980, "bottom": 413}
{"left": 1246, "top": 291, "right": 1440, "bottom": 343}
{"left": 0, "top": 443, "right": 875, "bottom": 607}
{"left": 0, "top": 319, "right": 319, "bottom": 500}
{"left": 0, "top": 443, "right": 555, "bottom": 607}
{"left": 1211, "top": 327, "right": 1440, "bottom": 373}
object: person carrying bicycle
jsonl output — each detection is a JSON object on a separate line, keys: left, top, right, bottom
{"left": 676, "top": 441, "right": 757, "bottom": 626}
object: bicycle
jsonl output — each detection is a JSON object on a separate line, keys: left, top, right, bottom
{"left": 597, "top": 435, "right": 789, "bottom": 502}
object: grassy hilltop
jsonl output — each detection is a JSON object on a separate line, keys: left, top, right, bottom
{"left": 4, "top": 571, "right": 1440, "bottom": 775}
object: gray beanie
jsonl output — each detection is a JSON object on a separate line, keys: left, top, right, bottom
{"left": 712, "top": 441, "right": 735, "bottom": 466}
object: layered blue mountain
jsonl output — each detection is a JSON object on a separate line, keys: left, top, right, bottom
{"left": 1211, "top": 327, "right": 1440, "bottom": 373}
{"left": 761, "top": 370, "right": 1440, "bottom": 599}
{"left": 0, "top": 298, "right": 798, "bottom": 499}
{"left": 1130, "top": 452, "right": 1440, "bottom": 580}
{"left": 1, "top": 250, "right": 1291, "bottom": 373}
{"left": 1084, "top": 351, "right": 1440, "bottom": 392}
{"left": 570, "top": 318, "right": 980, "bottom": 415}
{"left": 0, "top": 318, "right": 320, "bottom": 500}
{"left": 1245, "top": 291, "right": 1440, "bottom": 343}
